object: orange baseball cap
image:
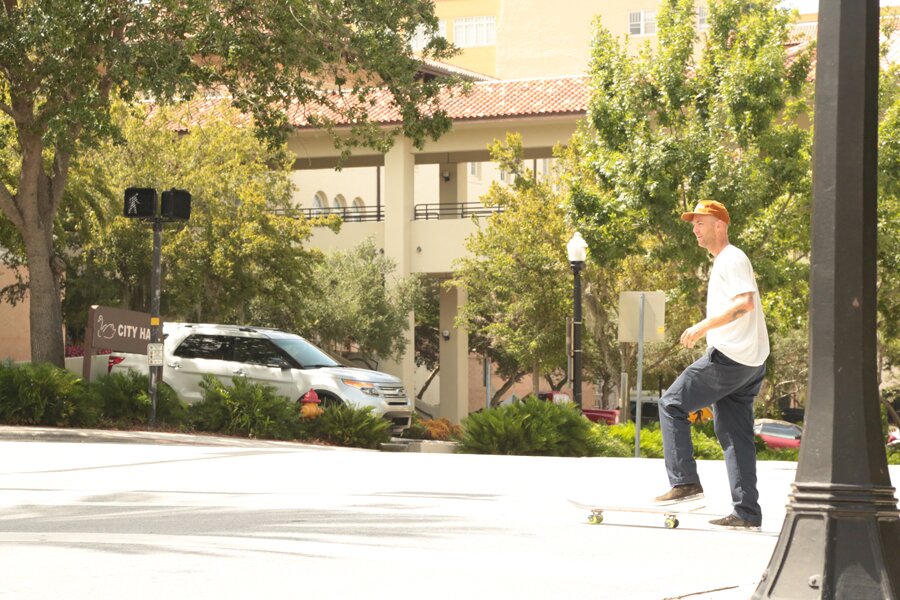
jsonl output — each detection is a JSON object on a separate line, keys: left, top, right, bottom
{"left": 680, "top": 200, "right": 730, "bottom": 225}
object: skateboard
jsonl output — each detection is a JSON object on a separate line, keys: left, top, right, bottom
{"left": 568, "top": 499, "right": 709, "bottom": 529}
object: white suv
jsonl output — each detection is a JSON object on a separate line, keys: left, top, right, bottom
{"left": 108, "top": 323, "right": 412, "bottom": 432}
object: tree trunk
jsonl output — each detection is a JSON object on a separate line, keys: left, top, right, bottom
{"left": 2, "top": 134, "right": 69, "bottom": 368}
{"left": 416, "top": 366, "right": 439, "bottom": 401}
{"left": 490, "top": 371, "right": 525, "bottom": 407}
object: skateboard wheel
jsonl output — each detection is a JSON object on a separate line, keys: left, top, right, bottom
{"left": 588, "top": 513, "right": 603, "bottom": 525}
{"left": 665, "top": 516, "right": 679, "bottom": 529}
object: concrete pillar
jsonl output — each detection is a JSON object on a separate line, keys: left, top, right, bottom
{"left": 438, "top": 162, "right": 458, "bottom": 218}
{"left": 382, "top": 138, "right": 416, "bottom": 396}
{"left": 455, "top": 162, "right": 469, "bottom": 204}
{"left": 439, "top": 284, "right": 469, "bottom": 423}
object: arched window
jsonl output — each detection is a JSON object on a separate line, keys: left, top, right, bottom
{"left": 311, "top": 191, "right": 327, "bottom": 216}
{"left": 349, "top": 197, "right": 365, "bottom": 222}
{"left": 333, "top": 194, "right": 347, "bottom": 209}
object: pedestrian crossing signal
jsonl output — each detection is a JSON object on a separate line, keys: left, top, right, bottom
{"left": 124, "top": 188, "right": 157, "bottom": 218}
{"left": 161, "top": 188, "right": 191, "bottom": 220}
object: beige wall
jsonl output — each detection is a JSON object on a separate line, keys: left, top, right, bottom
{"left": 0, "top": 265, "right": 30, "bottom": 362}
{"left": 434, "top": 0, "right": 501, "bottom": 76}
{"left": 433, "top": 0, "right": 716, "bottom": 79}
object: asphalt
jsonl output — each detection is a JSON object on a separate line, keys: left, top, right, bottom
{"left": 1, "top": 424, "right": 897, "bottom": 600}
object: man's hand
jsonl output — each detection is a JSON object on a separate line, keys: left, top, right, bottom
{"left": 680, "top": 292, "right": 756, "bottom": 348}
{"left": 680, "top": 322, "right": 708, "bottom": 348}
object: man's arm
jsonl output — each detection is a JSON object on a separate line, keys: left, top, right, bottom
{"left": 680, "top": 292, "right": 755, "bottom": 348}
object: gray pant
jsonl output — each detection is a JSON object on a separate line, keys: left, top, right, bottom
{"left": 658, "top": 347, "right": 766, "bottom": 525}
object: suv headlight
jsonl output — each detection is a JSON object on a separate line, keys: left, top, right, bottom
{"left": 342, "top": 379, "right": 381, "bottom": 396}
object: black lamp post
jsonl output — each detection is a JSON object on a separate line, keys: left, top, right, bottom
{"left": 567, "top": 232, "right": 588, "bottom": 410}
{"left": 753, "top": 2, "right": 900, "bottom": 598}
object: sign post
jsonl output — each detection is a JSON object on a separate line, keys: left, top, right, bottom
{"left": 82, "top": 305, "right": 155, "bottom": 381}
{"left": 122, "top": 187, "right": 191, "bottom": 424}
{"left": 618, "top": 291, "right": 665, "bottom": 457}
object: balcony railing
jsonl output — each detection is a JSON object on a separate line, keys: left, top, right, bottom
{"left": 273, "top": 206, "right": 384, "bottom": 222}
{"left": 413, "top": 202, "right": 501, "bottom": 220}
{"left": 274, "top": 202, "right": 502, "bottom": 223}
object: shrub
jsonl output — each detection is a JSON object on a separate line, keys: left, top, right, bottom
{"left": 190, "top": 375, "right": 299, "bottom": 440}
{"left": 0, "top": 361, "right": 99, "bottom": 427}
{"left": 400, "top": 414, "right": 462, "bottom": 441}
{"left": 589, "top": 424, "right": 632, "bottom": 457}
{"left": 87, "top": 371, "right": 188, "bottom": 427}
{"left": 424, "top": 417, "right": 462, "bottom": 441}
{"left": 605, "top": 422, "right": 724, "bottom": 459}
{"left": 306, "top": 403, "right": 392, "bottom": 449}
{"left": 399, "top": 412, "right": 430, "bottom": 440}
{"left": 457, "top": 397, "right": 602, "bottom": 456}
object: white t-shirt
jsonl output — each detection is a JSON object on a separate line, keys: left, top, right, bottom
{"left": 705, "top": 244, "right": 770, "bottom": 367}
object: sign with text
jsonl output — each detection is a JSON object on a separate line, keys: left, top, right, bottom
{"left": 87, "top": 306, "right": 155, "bottom": 354}
{"left": 617, "top": 291, "right": 666, "bottom": 343}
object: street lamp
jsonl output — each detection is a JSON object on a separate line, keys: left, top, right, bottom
{"left": 567, "top": 232, "right": 588, "bottom": 410}
{"left": 752, "top": 2, "right": 900, "bottom": 598}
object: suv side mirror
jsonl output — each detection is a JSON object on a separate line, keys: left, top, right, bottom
{"left": 267, "top": 358, "right": 290, "bottom": 369}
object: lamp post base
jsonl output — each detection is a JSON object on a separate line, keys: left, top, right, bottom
{"left": 753, "top": 482, "right": 900, "bottom": 599}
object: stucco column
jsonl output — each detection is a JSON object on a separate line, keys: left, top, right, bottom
{"left": 439, "top": 284, "right": 469, "bottom": 423}
{"left": 382, "top": 138, "right": 416, "bottom": 397}
{"left": 438, "top": 162, "right": 459, "bottom": 218}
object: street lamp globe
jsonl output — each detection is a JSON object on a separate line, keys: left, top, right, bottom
{"left": 567, "top": 231, "right": 588, "bottom": 263}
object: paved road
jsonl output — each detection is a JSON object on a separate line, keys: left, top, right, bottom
{"left": 0, "top": 427, "right": 895, "bottom": 600}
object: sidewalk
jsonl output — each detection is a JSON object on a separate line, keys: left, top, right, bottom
{"left": 1, "top": 424, "right": 896, "bottom": 600}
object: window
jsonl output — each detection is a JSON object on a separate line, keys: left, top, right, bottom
{"left": 412, "top": 21, "right": 447, "bottom": 51}
{"left": 697, "top": 6, "right": 708, "bottom": 28}
{"left": 311, "top": 191, "right": 327, "bottom": 216}
{"left": 469, "top": 162, "right": 481, "bottom": 178}
{"left": 628, "top": 10, "right": 656, "bottom": 35}
{"left": 453, "top": 16, "right": 496, "bottom": 48}
{"left": 231, "top": 337, "right": 286, "bottom": 366}
{"left": 173, "top": 335, "right": 228, "bottom": 360}
{"left": 333, "top": 194, "right": 347, "bottom": 209}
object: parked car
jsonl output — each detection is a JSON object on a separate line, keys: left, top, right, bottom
{"left": 754, "top": 418, "right": 802, "bottom": 450}
{"left": 888, "top": 426, "right": 899, "bottom": 448}
{"left": 108, "top": 323, "right": 412, "bottom": 432}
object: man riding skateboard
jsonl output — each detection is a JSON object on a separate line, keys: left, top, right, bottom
{"left": 653, "top": 201, "right": 769, "bottom": 531}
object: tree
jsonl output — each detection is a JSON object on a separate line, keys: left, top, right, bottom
{"left": 298, "top": 237, "right": 421, "bottom": 364}
{"left": 54, "top": 103, "right": 323, "bottom": 337}
{"left": 876, "top": 29, "right": 900, "bottom": 382}
{"left": 565, "top": 0, "right": 814, "bottom": 402}
{"left": 450, "top": 134, "right": 572, "bottom": 402}
{"left": 0, "top": 0, "right": 457, "bottom": 366}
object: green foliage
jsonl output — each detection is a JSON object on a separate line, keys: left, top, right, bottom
{"left": 192, "top": 375, "right": 299, "bottom": 440}
{"left": 0, "top": 0, "right": 459, "bottom": 365}
{"left": 59, "top": 104, "right": 323, "bottom": 332}
{"left": 87, "top": 372, "right": 188, "bottom": 427}
{"left": 757, "top": 447, "right": 799, "bottom": 462}
{"left": 0, "top": 361, "right": 99, "bottom": 427}
{"left": 301, "top": 238, "right": 422, "bottom": 362}
{"left": 887, "top": 447, "right": 900, "bottom": 466}
{"left": 400, "top": 414, "right": 462, "bottom": 441}
{"left": 307, "top": 403, "right": 392, "bottom": 449}
{"left": 606, "top": 421, "right": 724, "bottom": 459}
{"left": 566, "top": 0, "right": 814, "bottom": 401}
{"left": 588, "top": 424, "right": 632, "bottom": 457}
{"left": 457, "top": 397, "right": 602, "bottom": 456}
{"left": 450, "top": 134, "right": 572, "bottom": 391}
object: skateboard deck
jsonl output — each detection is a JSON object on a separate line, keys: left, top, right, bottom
{"left": 568, "top": 498, "right": 710, "bottom": 529}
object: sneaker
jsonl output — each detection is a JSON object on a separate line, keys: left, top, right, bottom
{"left": 653, "top": 483, "right": 704, "bottom": 505}
{"left": 709, "top": 514, "right": 761, "bottom": 531}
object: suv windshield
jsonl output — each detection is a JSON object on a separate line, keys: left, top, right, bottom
{"left": 271, "top": 336, "right": 340, "bottom": 369}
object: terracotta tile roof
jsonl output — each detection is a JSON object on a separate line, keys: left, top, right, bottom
{"left": 160, "top": 76, "right": 589, "bottom": 132}
{"left": 288, "top": 75, "right": 589, "bottom": 128}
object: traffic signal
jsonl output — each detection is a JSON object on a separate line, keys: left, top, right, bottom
{"left": 161, "top": 188, "right": 191, "bottom": 221}
{"left": 123, "top": 188, "right": 157, "bottom": 218}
